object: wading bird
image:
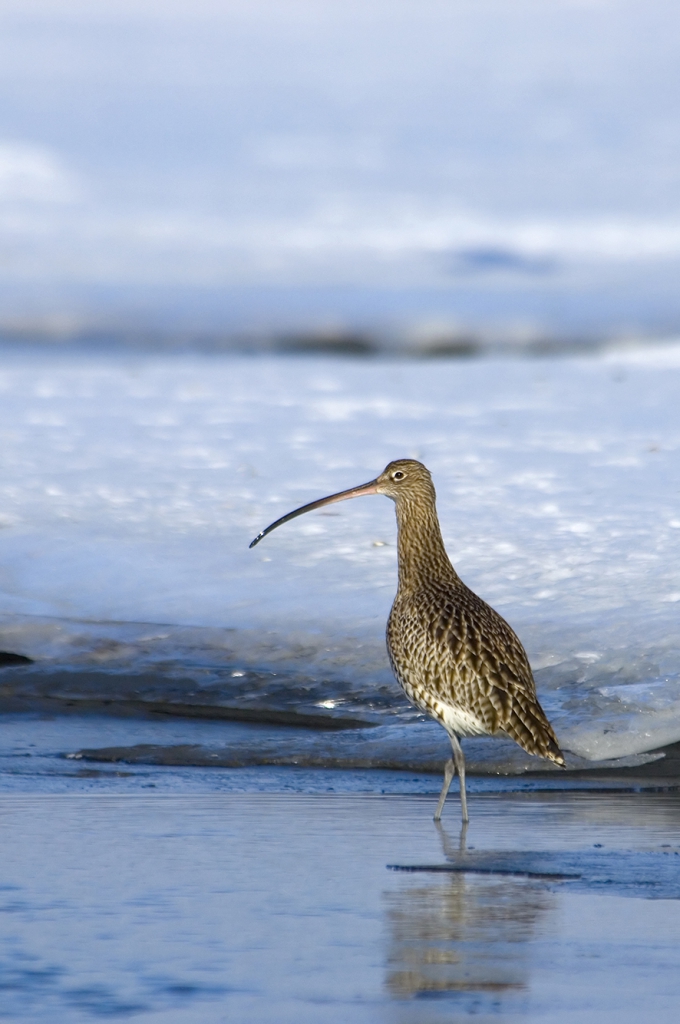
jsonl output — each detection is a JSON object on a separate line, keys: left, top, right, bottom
{"left": 250, "top": 460, "right": 564, "bottom": 821}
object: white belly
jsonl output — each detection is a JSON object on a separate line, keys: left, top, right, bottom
{"left": 397, "top": 672, "right": 489, "bottom": 738}
{"left": 438, "top": 702, "right": 489, "bottom": 738}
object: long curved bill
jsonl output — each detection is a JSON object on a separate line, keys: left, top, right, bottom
{"left": 249, "top": 478, "right": 380, "bottom": 548}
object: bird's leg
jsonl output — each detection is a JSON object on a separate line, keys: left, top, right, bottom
{"left": 450, "top": 734, "right": 469, "bottom": 822}
{"left": 433, "top": 758, "right": 455, "bottom": 822}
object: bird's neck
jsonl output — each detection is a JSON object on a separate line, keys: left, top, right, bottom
{"left": 394, "top": 497, "right": 458, "bottom": 590}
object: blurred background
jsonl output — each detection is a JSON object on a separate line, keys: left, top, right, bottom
{"left": 1, "top": 0, "right": 680, "bottom": 351}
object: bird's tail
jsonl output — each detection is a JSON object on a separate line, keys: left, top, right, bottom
{"left": 504, "top": 695, "right": 565, "bottom": 767}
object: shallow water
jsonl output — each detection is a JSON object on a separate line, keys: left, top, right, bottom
{"left": 1, "top": 791, "right": 680, "bottom": 1023}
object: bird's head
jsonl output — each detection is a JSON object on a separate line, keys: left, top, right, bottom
{"left": 249, "top": 458, "right": 434, "bottom": 548}
{"left": 373, "top": 459, "right": 435, "bottom": 502}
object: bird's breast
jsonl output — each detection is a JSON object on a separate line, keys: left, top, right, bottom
{"left": 386, "top": 595, "right": 490, "bottom": 737}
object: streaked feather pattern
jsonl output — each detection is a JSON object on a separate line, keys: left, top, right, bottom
{"left": 383, "top": 460, "right": 564, "bottom": 767}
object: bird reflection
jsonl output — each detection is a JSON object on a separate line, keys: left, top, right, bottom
{"left": 383, "top": 820, "right": 555, "bottom": 1007}
{"left": 436, "top": 818, "right": 468, "bottom": 857}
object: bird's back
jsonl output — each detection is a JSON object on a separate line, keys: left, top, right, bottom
{"left": 387, "top": 576, "right": 564, "bottom": 764}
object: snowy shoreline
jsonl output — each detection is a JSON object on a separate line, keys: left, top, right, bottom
{"left": 1, "top": 346, "right": 679, "bottom": 767}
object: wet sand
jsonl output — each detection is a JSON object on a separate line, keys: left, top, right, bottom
{"left": 1, "top": 787, "right": 680, "bottom": 1023}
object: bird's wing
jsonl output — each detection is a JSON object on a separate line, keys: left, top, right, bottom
{"left": 431, "top": 583, "right": 536, "bottom": 697}
{"left": 430, "top": 583, "right": 564, "bottom": 762}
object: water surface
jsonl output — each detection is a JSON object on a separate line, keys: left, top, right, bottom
{"left": 2, "top": 791, "right": 680, "bottom": 1023}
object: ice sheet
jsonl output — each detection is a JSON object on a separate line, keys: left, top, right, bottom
{"left": 1, "top": 346, "right": 680, "bottom": 765}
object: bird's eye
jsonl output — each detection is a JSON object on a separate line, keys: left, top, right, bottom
{"left": 393, "top": 471, "right": 405, "bottom": 480}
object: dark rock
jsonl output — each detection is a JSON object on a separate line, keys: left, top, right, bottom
{"left": 0, "top": 651, "right": 33, "bottom": 666}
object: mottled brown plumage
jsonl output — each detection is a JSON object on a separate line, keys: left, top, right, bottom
{"left": 250, "top": 458, "right": 564, "bottom": 821}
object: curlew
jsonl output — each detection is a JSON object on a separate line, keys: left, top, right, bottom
{"left": 250, "top": 459, "right": 564, "bottom": 821}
